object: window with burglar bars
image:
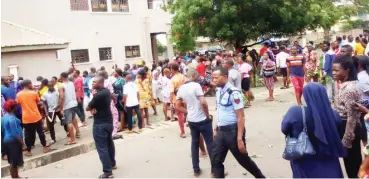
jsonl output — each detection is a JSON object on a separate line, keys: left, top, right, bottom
{"left": 71, "top": 49, "right": 90, "bottom": 63}
{"left": 91, "top": 0, "right": 108, "bottom": 12}
{"left": 99, "top": 47, "right": 112, "bottom": 61}
{"left": 125, "top": 46, "right": 140, "bottom": 58}
{"left": 112, "top": 0, "right": 129, "bottom": 12}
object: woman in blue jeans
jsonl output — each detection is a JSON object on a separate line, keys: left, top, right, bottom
{"left": 282, "top": 83, "right": 345, "bottom": 178}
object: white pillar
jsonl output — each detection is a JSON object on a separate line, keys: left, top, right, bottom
{"left": 166, "top": 32, "right": 174, "bottom": 59}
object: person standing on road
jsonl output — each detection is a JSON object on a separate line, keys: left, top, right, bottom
{"left": 73, "top": 70, "right": 87, "bottom": 127}
{"left": 224, "top": 59, "right": 241, "bottom": 90}
{"left": 282, "top": 83, "right": 345, "bottom": 178}
{"left": 287, "top": 46, "right": 306, "bottom": 105}
{"left": 16, "top": 79, "right": 51, "bottom": 156}
{"left": 321, "top": 41, "right": 336, "bottom": 102}
{"left": 2, "top": 99, "right": 25, "bottom": 179}
{"left": 276, "top": 46, "right": 290, "bottom": 89}
{"left": 123, "top": 74, "right": 143, "bottom": 133}
{"left": 332, "top": 56, "right": 362, "bottom": 178}
{"left": 170, "top": 64, "right": 186, "bottom": 138}
{"left": 211, "top": 67, "right": 265, "bottom": 178}
{"left": 87, "top": 76, "right": 116, "bottom": 178}
{"left": 237, "top": 54, "right": 253, "bottom": 107}
{"left": 59, "top": 72, "right": 80, "bottom": 145}
{"left": 261, "top": 52, "right": 276, "bottom": 101}
{"left": 175, "top": 69, "right": 213, "bottom": 177}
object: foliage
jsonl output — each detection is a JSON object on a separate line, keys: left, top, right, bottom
{"left": 156, "top": 40, "right": 167, "bottom": 54}
{"left": 170, "top": 0, "right": 369, "bottom": 50}
{"left": 341, "top": 19, "right": 367, "bottom": 31}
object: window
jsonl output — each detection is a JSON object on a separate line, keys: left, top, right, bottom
{"left": 99, "top": 47, "right": 112, "bottom": 61}
{"left": 90, "top": 0, "right": 129, "bottom": 12}
{"left": 148, "top": 0, "right": 164, "bottom": 10}
{"left": 71, "top": 49, "right": 90, "bottom": 63}
{"left": 125, "top": 45, "right": 140, "bottom": 58}
{"left": 112, "top": 0, "right": 129, "bottom": 12}
{"left": 91, "top": 0, "right": 107, "bottom": 12}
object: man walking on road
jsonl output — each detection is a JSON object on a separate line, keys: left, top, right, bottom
{"left": 59, "top": 72, "right": 80, "bottom": 145}
{"left": 224, "top": 59, "right": 241, "bottom": 90}
{"left": 175, "top": 69, "right": 213, "bottom": 177}
{"left": 87, "top": 76, "right": 116, "bottom": 178}
{"left": 211, "top": 67, "right": 265, "bottom": 178}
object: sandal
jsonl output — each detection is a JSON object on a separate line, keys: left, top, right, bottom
{"left": 112, "top": 135, "right": 123, "bottom": 140}
{"left": 99, "top": 173, "right": 114, "bottom": 178}
{"left": 76, "top": 133, "right": 81, "bottom": 138}
{"left": 49, "top": 140, "right": 56, "bottom": 145}
{"left": 64, "top": 141, "right": 77, "bottom": 146}
{"left": 180, "top": 134, "right": 186, "bottom": 138}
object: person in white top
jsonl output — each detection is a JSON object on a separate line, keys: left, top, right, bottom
{"left": 157, "top": 68, "right": 174, "bottom": 121}
{"left": 123, "top": 74, "right": 143, "bottom": 133}
{"left": 276, "top": 46, "right": 290, "bottom": 89}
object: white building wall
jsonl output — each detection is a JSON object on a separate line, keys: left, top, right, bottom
{"left": 1, "top": 0, "right": 171, "bottom": 73}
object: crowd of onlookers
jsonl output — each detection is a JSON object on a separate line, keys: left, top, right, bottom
{"left": 1, "top": 33, "right": 369, "bottom": 178}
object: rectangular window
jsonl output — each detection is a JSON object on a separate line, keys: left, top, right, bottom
{"left": 125, "top": 45, "right": 140, "bottom": 58}
{"left": 99, "top": 47, "right": 112, "bottom": 61}
{"left": 112, "top": 0, "right": 129, "bottom": 12}
{"left": 91, "top": 0, "right": 108, "bottom": 12}
{"left": 71, "top": 49, "right": 90, "bottom": 63}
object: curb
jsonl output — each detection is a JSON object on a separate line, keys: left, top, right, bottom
{"left": 1, "top": 141, "right": 96, "bottom": 177}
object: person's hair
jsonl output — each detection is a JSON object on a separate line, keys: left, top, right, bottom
{"left": 354, "top": 56, "right": 369, "bottom": 74}
{"left": 82, "top": 71, "right": 88, "bottom": 76}
{"left": 171, "top": 63, "right": 179, "bottom": 72}
{"left": 309, "top": 41, "right": 314, "bottom": 45}
{"left": 90, "top": 67, "right": 96, "bottom": 72}
{"left": 225, "top": 59, "right": 234, "bottom": 66}
{"left": 279, "top": 45, "right": 286, "bottom": 51}
{"left": 115, "top": 68, "right": 123, "bottom": 77}
{"left": 158, "top": 61, "right": 163, "bottom": 67}
{"left": 323, "top": 41, "right": 330, "bottom": 47}
{"left": 216, "top": 60, "right": 222, "bottom": 66}
{"left": 363, "top": 38, "right": 368, "bottom": 44}
{"left": 98, "top": 70, "right": 108, "bottom": 79}
{"left": 356, "top": 37, "right": 361, "bottom": 41}
{"left": 138, "top": 69, "right": 147, "bottom": 79}
{"left": 52, "top": 76, "right": 58, "bottom": 81}
{"left": 74, "top": 70, "right": 80, "bottom": 75}
{"left": 341, "top": 44, "right": 353, "bottom": 51}
{"left": 163, "top": 68, "right": 171, "bottom": 76}
{"left": 94, "top": 76, "right": 105, "bottom": 83}
{"left": 336, "top": 36, "right": 342, "bottom": 41}
{"left": 41, "top": 79, "right": 49, "bottom": 86}
{"left": 1, "top": 76, "right": 8, "bottom": 82}
{"left": 213, "top": 66, "right": 228, "bottom": 76}
{"left": 263, "top": 42, "right": 269, "bottom": 47}
{"left": 333, "top": 55, "right": 357, "bottom": 81}
{"left": 238, "top": 54, "right": 246, "bottom": 61}
{"left": 18, "top": 77, "right": 23, "bottom": 81}
{"left": 144, "top": 66, "right": 149, "bottom": 73}
{"left": 151, "top": 64, "right": 157, "bottom": 72}
{"left": 36, "top": 76, "right": 43, "bottom": 81}
{"left": 186, "top": 69, "right": 198, "bottom": 79}
{"left": 3, "top": 99, "right": 17, "bottom": 113}
{"left": 100, "top": 66, "right": 105, "bottom": 71}
{"left": 21, "top": 79, "right": 32, "bottom": 88}
{"left": 60, "top": 72, "right": 69, "bottom": 79}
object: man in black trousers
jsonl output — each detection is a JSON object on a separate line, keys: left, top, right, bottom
{"left": 87, "top": 76, "right": 116, "bottom": 178}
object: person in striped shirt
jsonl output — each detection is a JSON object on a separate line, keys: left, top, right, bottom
{"left": 287, "top": 46, "right": 306, "bottom": 105}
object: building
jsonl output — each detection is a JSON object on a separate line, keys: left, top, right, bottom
{"left": 1, "top": 0, "right": 173, "bottom": 80}
{"left": 1, "top": 21, "right": 69, "bottom": 81}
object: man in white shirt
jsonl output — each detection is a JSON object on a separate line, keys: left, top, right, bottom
{"left": 123, "top": 74, "right": 143, "bottom": 133}
{"left": 224, "top": 59, "right": 242, "bottom": 90}
{"left": 175, "top": 69, "right": 213, "bottom": 177}
{"left": 276, "top": 46, "right": 290, "bottom": 89}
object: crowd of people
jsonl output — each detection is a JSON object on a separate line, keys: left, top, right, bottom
{"left": 1, "top": 33, "right": 369, "bottom": 178}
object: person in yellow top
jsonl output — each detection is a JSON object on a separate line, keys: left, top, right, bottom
{"left": 38, "top": 79, "right": 49, "bottom": 97}
{"left": 136, "top": 69, "right": 152, "bottom": 128}
{"left": 355, "top": 37, "right": 365, "bottom": 55}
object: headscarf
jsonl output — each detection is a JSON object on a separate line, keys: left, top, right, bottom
{"left": 303, "top": 82, "right": 345, "bottom": 157}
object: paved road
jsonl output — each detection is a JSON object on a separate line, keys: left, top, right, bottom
{"left": 15, "top": 84, "right": 297, "bottom": 178}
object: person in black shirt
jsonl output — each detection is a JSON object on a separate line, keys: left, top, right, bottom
{"left": 86, "top": 76, "right": 116, "bottom": 178}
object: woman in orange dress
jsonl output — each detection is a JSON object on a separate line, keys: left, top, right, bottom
{"left": 144, "top": 66, "right": 158, "bottom": 116}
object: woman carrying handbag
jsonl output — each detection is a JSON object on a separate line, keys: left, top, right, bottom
{"left": 281, "top": 82, "right": 345, "bottom": 178}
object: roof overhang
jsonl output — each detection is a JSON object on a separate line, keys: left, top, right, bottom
{"left": 1, "top": 43, "right": 69, "bottom": 53}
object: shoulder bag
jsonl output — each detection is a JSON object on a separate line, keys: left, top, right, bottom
{"left": 282, "top": 106, "right": 316, "bottom": 160}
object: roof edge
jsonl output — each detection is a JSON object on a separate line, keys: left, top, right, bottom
{"left": 1, "top": 43, "right": 69, "bottom": 53}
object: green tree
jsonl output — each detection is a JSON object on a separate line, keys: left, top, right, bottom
{"left": 157, "top": 40, "right": 167, "bottom": 54}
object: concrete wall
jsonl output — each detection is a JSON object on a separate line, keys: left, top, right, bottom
{"left": 1, "top": 50, "right": 65, "bottom": 81}
{"left": 1, "top": 0, "right": 171, "bottom": 74}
